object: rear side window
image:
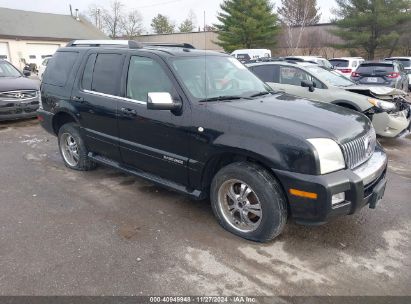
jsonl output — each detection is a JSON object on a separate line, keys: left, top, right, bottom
{"left": 252, "top": 65, "right": 279, "bottom": 83}
{"left": 357, "top": 63, "right": 394, "bottom": 74}
{"left": 91, "top": 53, "right": 124, "bottom": 96}
{"left": 43, "top": 51, "right": 79, "bottom": 87}
{"left": 81, "top": 54, "right": 97, "bottom": 90}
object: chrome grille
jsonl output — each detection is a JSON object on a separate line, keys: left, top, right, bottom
{"left": 341, "top": 127, "right": 376, "bottom": 169}
{"left": 0, "top": 90, "right": 38, "bottom": 101}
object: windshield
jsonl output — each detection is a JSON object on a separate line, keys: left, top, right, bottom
{"left": 0, "top": 61, "right": 21, "bottom": 77}
{"left": 329, "top": 59, "right": 349, "bottom": 67}
{"left": 305, "top": 65, "right": 354, "bottom": 87}
{"left": 170, "top": 56, "right": 272, "bottom": 100}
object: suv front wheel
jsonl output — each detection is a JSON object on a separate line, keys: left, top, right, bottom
{"left": 210, "top": 162, "right": 287, "bottom": 242}
{"left": 58, "top": 123, "right": 96, "bottom": 171}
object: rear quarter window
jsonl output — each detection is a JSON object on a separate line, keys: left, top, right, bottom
{"left": 43, "top": 51, "right": 79, "bottom": 87}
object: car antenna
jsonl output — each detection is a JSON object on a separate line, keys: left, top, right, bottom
{"left": 204, "top": 10, "right": 207, "bottom": 105}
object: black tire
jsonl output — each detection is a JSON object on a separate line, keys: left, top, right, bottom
{"left": 57, "top": 123, "right": 96, "bottom": 171}
{"left": 210, "top": 162, "right": 287, "bottom": 242}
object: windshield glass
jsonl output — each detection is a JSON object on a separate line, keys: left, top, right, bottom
{"left": 305, "top": 65, "right": 354, "bottom": 86}
{"left": 329, "top": 59, "right": 349, "bottom": 67}
{"left": 0, "top": 61, "right": 21, "bottom": 77}
{"left": 170, "top": 56, "right": 272, "bottom": 100}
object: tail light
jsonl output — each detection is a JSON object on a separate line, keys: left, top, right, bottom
{"left": 351, "top": 72, "right": 360, "bottom": 77}
{"left": 387, "top": 72, "right": 400, "bottom": 79}
{"left": 340, "top": 69, "right": 352, "bottom": 73}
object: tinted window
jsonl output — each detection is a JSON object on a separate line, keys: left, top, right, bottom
{"left": 29, "top": 55, "right": 36, "bottom": 59}
{"left": 126, "top": 56, "right": 175, "bottom": 102}
{"left": 280, "top": 66, "right": 310, "bottom": 86}
{"left": 42, "top": 51, "right": 79, "bottom": 87}
{"left": 357, "top": 63, "right": 394, "bottom": 74}
{"left": 91, "top": 53, "right": 124, "bottom": 95}
{"left": 81, "top": 54, "right": 97, "bottom": 90}
{"left": 252, "top": 65, "right": 279, "bottom": 83}
{"left": 0, "top": 60, "right": 21, "bottom": 77}
{"left": 330, "top": 59, "right": 349, "bottom": 67}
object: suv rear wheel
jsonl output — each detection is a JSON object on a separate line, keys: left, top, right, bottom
{"left": 58, "top": 123, "right": 96, "bottom": 171}
{"left": 210, "top": 162, "right": 287, "bottom": 242}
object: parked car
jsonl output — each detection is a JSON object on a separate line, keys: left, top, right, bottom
{"left": 351, "top": 61, "right": 409, "bottom": 92}
{"left": 38, "top": 56, "right": 52, "bottom": 80}
{"left": 247, "top": 61, "right": 410, "bottom": 137}
{"left": 38, "top": 40, "right": 388, "bottom": 242}
{"left": 384, "top": 57, "right": 411, "bottom": 90}
{"left": 231, "top": 49, "right": 271, "bottom": 63}
{"left": 0, "top": 59, "right": 40, "bottom": 121}
{"left": 285, "top": 56, "right": 334, "bottom": 70}
{"left": 329, "top": 57, "right": 365, "bottom": 78}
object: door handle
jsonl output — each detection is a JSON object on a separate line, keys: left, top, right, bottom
{"left": 71, "top": 96, "right": 84, "bottom": 103}
{"left": 120, "top": 107, "right": 137, "bottom": 116}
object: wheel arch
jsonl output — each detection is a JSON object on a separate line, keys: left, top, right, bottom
{"left": 52, "top": 111, "right": 79, "bottom": 135}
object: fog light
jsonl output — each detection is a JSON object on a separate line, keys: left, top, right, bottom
{"left": 332, "top": 192, "right": 345, "bottom": 206}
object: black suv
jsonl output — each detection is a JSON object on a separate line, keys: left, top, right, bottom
{"left": 38, "top": 40, "right": 388, "bottom": 242}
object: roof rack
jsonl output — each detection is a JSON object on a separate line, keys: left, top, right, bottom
{"left": 66, "top": 40, "right": 195, "bottom": 50}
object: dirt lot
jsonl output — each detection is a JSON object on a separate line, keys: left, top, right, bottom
{"left": 0, "top": 119, "right": 410, "bottom": 296}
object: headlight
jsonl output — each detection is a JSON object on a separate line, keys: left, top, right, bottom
{"left": 368, "top": 98, "right": 396, "bottom": 111}
{"left": 307, "top": 138, "right": 345, "bottom": 174}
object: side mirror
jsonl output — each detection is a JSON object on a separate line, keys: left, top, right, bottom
{"left": 23, "top": 70, "right": 31, "bottom": 77}
{"left": 147, "top": 92, "right": 182, "bottom": 111}
{"left": 301, "top": 80, "right": 315, "bottom": 92}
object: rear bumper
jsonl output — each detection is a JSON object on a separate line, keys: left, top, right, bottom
{"left": 273, "top": 145, "right": 387, "bottom": 225}
{"left": 0, "top": 98, "right": 39, "bottom": 121}
{"left": 36, "top": 109, "right": 55, "bottom": 134}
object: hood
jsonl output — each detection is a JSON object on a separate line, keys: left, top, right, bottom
{"left": 209, "top": 93, "right": 371, "bottom": 144}
{"left": 344, "top": 85, "right": 407, "bottom": 100}
{"left": 0, "top": 77, "right": 40, "bottom": 92}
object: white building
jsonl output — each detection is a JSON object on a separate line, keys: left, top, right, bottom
{"left": 0, "top": 7, "right": 107, "bottom": 70}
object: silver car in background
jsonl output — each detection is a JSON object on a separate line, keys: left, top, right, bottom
{"left": 384, "top": 57, "right": 411, "bottom": 90}
{"left": 247, "top": 60, "right": 410, "bottom": 138}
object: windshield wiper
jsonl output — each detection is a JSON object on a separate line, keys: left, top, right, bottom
{"left": 249, "top": 91, "right": 271, "bottom": 98}
{"left": 198, "top": 95, "right": 248, "bottom": 102}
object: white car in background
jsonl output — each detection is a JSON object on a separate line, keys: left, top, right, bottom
{"left": 231, "top": 49, "right": 271, "bottom": 63}
{"left": 38, "top": 56, "right": 52, "bottom": 80}
{"left": 330, "top": 57, "right": 365, "bottom": 78}
{"left": 285, "top": 56, "right": 334, "bottom": 70}
{"left": 384, "top": 57, "right": 411, "bottom": 90}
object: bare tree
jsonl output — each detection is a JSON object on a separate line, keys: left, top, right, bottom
{"left": 87, "top": 4, "right": 104, "bottom": 30}
{"left": 102, "top": 0, "right": 124, "bottom": 38}
{"left": 121, "top": 10, "right": 144, "bottom": 39}
{"left": 280, "top": 0, "right": 320, "bottom": 55}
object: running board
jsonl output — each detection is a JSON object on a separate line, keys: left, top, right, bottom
{"left": 88, "top": 153, "right": 204, "bottom": 200}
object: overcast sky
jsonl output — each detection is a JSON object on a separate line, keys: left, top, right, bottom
{"left": 0, "top": 0, "right": 336, "bottom": 34}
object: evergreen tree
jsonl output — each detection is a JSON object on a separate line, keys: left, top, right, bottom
{"left": 214, "top": 0, "right": 280, "bottom": 52}
{"left": 331, "top": 0, "right": 411, "bottom": 59}
{"left": 278, "top": 0, "right": 321, "bottom": 26}
{"left": 151, "top": 14, "right": 175, "bottom": 34}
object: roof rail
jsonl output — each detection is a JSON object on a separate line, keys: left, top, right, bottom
{"left": 142, "top": 42, "right": 195, "bottom": 49}
{"left": 66, "top": 40, "right": 195, "bottom": 50}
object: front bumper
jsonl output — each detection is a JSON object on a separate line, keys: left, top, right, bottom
{"left": 0, "top": 98, "right": 39, "bottom": 121}
{"left": 273, "top": 145, "right": 388, "bottom": 225}
{"left": 372, "top": 106, "right": 411, "bottom": 137}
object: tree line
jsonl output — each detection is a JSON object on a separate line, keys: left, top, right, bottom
{"left": 86, "top": 0, "right": 411, "bottom": 59}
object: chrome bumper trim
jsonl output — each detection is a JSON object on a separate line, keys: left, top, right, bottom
{"left": 353, "top": 150, "right": 387, "bottom": 186}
